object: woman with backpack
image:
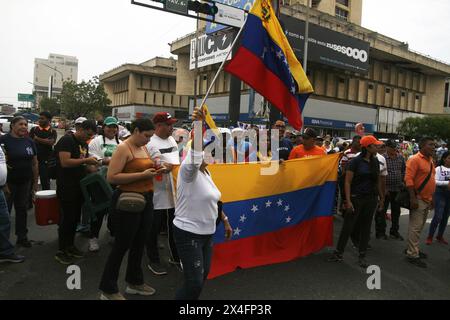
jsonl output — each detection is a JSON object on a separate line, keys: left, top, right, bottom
{"left": 87, "top": 116, "right": 121, "bottom": 252}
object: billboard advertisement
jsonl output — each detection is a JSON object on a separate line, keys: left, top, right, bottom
{"left": 280, "top": 14, "right": 370, "bottom": 74}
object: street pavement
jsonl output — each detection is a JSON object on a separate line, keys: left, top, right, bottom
{"left": 1, "top": 206, "right": 449, "bottom": 300}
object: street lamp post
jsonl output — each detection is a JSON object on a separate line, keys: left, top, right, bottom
{"left": 42, "top": 63, "right": 65, "bottom": 117}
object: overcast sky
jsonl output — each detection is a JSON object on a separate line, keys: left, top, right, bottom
{"left": 0, "top": 0, "right": 449, "bottom": 108}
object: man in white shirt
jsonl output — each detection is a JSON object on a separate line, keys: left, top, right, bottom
{"left": 146, "top": 112, "right": 181, "bottom": 275}
{"left": 0, "top": 147, "right": 25, "bottom": 263}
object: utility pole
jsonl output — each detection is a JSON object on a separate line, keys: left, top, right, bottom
{"left": 303, "top": 0, "right": 311, "bottom": 74}
{"left": 269, "top": 0, "right": 282, "bottom": 126}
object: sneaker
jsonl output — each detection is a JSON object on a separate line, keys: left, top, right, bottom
{"left": 0, "top": 253, "right": 25, "bottom": 263}
{"left": 328, "top": 252, "right": 343, "bottom": 262}
{"left": 376, "top": 234, "right": 388, "bottom": 240}
{"left": 66, "top": 246, "right": 84, "bottom": 258}
{"left": 147, "top": 262, "right": 168, "bottom": 276}
{"left": 390, "top": 233, "right": 404, "bottom": 241}
{"left": 358, "top": 257, "right": 369, "bottom": 268}
{"left": 55, "top": 251, "right": 73, "bottom": 265}
{"left": 16, "top": 238, "right": 32, "bottom": 248}
{"left": 425, "top": 236, "right": 433, "bottom": 245}
{"left": 403, "top": 249, "right": 427, "bottom": 259}
{"left": 436, "top": 237, "right": 449, "bottom": 245}
{"left": 89, "top": 238, "right": 100, "bottom": 252}
{"left": 407, "top": 257, "right": 427, "bottom": 268}
{"left": 125, "top": 283, "right": 156, "bottom": 296}
{"left": 100, "top": 292, "right": 126, "bottom": 300}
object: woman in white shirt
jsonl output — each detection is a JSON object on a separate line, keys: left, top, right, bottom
{"left": 173, "top": 107, "right": 232, "bottom": 300}
{"left": 426, "top": 151, "right": 450, "bottom": 245}
{"left": 88, "top": 116, "right": 121, "bottom": 252}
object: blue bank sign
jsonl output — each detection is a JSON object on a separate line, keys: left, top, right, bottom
{"left": 304, "top": 117, "right": 374, "bottom": 132}
{"left": 206, "top": 0, "right": 254, "bottom": 34}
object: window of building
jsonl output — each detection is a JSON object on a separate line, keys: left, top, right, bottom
{"left": 415, "top": 94, "right": 420, "bottom": 100}
{"left": 335, "top": 7, "right": 349, "bottom": 20}
{"left": 368, "top": 83, "right": 374, "bottom": 90}
{"left": 444, "top": 82, "right": 449, "bottom": 107}
{"left": 385, "top": 87, "right": 391, "bottom": 93}
{"left": 144, "top": 92, "right": 147, "bottom": 104}
{"left": 336, "top": 0, "right": 349, "bottom": 6}
{"left": 401, "top": 91, "right": 406, "bottom": 97}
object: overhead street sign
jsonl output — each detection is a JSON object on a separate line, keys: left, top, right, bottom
{"left": 18, "top": 93, "right": 35, "bottom": 102}
{"left": 165, "top": 0, "right": 188, "bottom": 14}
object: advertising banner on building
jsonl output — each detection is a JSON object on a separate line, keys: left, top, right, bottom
{"left": 190, "top": 31, "right": 235, "bottom": 70}
{"left": 280, "top": 14, "right": 370, "bottom": 74}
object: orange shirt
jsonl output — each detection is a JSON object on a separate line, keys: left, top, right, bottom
{"left": 405, "top": 152, "right": 436, "bottom": 203}
{"left": 288, "top": 145, "right": 327, "bottom": 159}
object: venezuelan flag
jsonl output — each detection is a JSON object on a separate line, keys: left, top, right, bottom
{"left": 207, "top": 154, "right": 339, "bottom": 279}
{"left": 224, "top": 0, "right": 313, "bottom": 130}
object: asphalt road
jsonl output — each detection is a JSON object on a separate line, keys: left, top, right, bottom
{"left": 1, "top": 205, "right": 449, "bottom": 300}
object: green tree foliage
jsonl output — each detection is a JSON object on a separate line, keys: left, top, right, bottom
{"left": 397, "top": 116, "right": 450, "bottom": 142}
{"left": 39, "top": 97, "right": 61, "bottom": 116}
{"left": 60, "top": 77, "right": 111, "bottom": 119}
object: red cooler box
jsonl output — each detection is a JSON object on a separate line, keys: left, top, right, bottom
{"left": 35, "top": 190, "right": 60, "bottom": 226}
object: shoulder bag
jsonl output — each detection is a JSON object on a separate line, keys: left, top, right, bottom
{"left": 396, "top": 161, "right": 433, "bottom": 210}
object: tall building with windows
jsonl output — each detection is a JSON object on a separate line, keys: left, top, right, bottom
{"left": 33, "top": 53, "right": 78, "bottom": 107}
{"left": 281, "top": 0, "right": 362, "bottom": 25}
{"left": 99, "top": 57, "right": 189, "bottom": 122}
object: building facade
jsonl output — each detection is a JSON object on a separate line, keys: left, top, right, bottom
{"left": 33, "top": 53, "right": 78, "bottom": 108}
{"left": 99, "top": 57, "right": 189, "bottom": 122}
{"left": 170, "top": 2, "right": 450, "bottom": 137}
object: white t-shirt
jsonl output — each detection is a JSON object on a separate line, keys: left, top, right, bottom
{"left": 0, "top": 148, "right": 7, "bottom": 186}
{"left": 377, "top": 153, "right": 388, "bottom": 177}
{"left": 88, "top": 135, "right": 121, "bottom": 159}
{"left": 435, "top": 165, "right": 450, "bottom": 187}
{"left": 174, "top": 150, "right": 222, "bottom": 235}
{"left": 147, "top": 135, "right": 180, "bottom": 210}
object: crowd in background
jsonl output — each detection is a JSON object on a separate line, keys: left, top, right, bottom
{"left": 0, "top": 110, "right": 449, "bottom": 299}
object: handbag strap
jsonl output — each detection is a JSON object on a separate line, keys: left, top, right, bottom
{"left": 417, "top": 161, "right": 433, "bottom": 194}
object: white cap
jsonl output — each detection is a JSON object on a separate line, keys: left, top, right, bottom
{"left": 118, "top": 127, "right": 131, "bottom": 138}
{"left": 75, "top": 117, "right": 87, "bottom": 124}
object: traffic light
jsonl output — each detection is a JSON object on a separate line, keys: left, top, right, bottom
{"left": 188, "top": 0, "right": 218, "bottom": 16}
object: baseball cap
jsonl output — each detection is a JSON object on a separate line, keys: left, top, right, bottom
{"left": 104, "top": 116, "right": 118, "bottom": 127}
{"left": 75, "top": 117, "right": 87, "bottom": 124}
{"left": 152, "top": 112, "right": 177, "bottom": 125}
{"left": 360, "top": 135, "right": 383, "bottom": 148}
{"left": 302, "top": 128, "right": 318, "bottom": 139}
{"left": 385, "top": 139, "right": 397, "bottom": 149}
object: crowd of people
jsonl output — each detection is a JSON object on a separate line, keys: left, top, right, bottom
{"left": 0, "top": 108, "right": 449, "bottom": 299}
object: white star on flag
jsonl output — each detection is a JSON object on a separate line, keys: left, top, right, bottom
{"left": 276, "top": 51, "right": 283, "bottom": 59}
{"left": 233, "top": 227, "right": 242, "bottom": 236}
{"left": 284, "top": 205, "right": 290, "bottom": 212}
{"left": 286, "top": 216, "right": 292, "bottom": 223}
{"left": 283, "top": 57, "right": 288, "bottom": 65}
{"left": 277, "top": 199, "right": 283, "bottom": 206}
{"left": 251, "top": 205, "right": 259, "bottom": 213}
{"left": 290, "top": 86, "right": 296, "bottom": 94}
{"left": 265, "top": 200, "right": 272, "bottom": 208}
{"left": 240, "top": 215, "right": 247, "bottom": 223}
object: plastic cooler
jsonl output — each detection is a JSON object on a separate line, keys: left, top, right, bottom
{"left": 34, "top": 190, "right": 60, "bottom": 226}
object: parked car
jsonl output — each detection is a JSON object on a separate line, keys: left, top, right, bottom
{"left": 0, "top": 115, "right": 38, "bottom": 134}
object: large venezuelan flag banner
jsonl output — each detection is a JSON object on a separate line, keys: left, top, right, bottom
{"left": 206, "top": 154, "right": 339, "bottom": 279}
{"left": 224, "top": 0, "right": 313, "bottom": 130}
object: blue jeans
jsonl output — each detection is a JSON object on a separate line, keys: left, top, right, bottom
{"left": 173, "top": 225, "right": 213, "bottom": 300}
{"left": 0, "top": 190, "right": 14, "bottom": 256}
{"left": 428, "top": 190, "right": 450, "bottom": 238}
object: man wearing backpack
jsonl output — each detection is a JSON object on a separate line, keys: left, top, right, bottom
{"left": 29, "top": 111, "right": 57, "bottom": 190}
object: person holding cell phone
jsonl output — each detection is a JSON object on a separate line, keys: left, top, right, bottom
{"left": 328, "top": 135, "right": 384, "bottom": 268}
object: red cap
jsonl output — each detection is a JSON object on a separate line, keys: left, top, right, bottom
{"left": 360, "top": 135, "right": 383, "bottom": 148}
{"left": 152, "top": 112, "right": 177, "bottom": 125}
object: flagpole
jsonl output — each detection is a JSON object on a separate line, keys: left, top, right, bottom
{"left": 198, "top": 20, "right": 247, "bottom": 112}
